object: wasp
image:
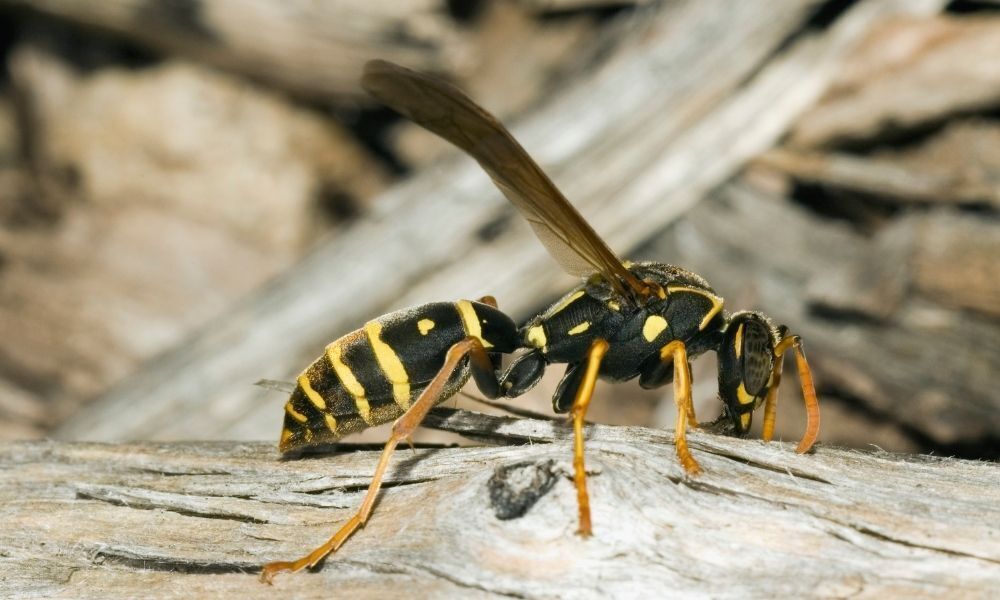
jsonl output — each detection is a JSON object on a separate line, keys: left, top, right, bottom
{"left": 260, "top": 60, "right": 821, "bottom": 583}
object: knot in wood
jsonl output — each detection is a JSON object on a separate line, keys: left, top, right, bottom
{"left": 487, "top": 459, "right": 559, "bottom": 520}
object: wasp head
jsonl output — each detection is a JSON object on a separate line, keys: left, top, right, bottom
{"left": 715, "top": 311, "right": 783, "bottom": 435}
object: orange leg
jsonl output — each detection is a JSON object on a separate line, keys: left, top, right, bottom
{"left": 764, "top": 334, "right": 821, "bottom": 454}
{"left": 260, "top": 337, "right": 493, "bottom": 584}
{"left": 569, "top": 338, "right": 609, "bottom": 537}
{"left": 761, "top": 351, "right": 785, "bottom": 444}
{"left": 659, "top": 340, "right": 701, "bottom": 475}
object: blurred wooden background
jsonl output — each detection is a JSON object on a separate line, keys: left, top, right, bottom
{"left": 0, "top": 0, "right": 997, "bottom": 460}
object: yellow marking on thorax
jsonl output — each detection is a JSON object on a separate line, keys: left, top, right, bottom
{"left": 324, "top": 414, "right": 338, "bottom": 433}
{"left": 736, "top": 382, "right": 756, "bottom": 405}
{"left": 642, "top": 315, "right": 668, "bottom": 342}
{"left": 456, "top": 300, "right": 492, "bottom": 348}
{"left": 527, "top": 324, "right": 547, "bottom": 351}
{"left": 544, "top": 290, "right": 585, "bottom": 318}
{"left": 417, "top": 318, "right": 435, "bottom": 335}
{"left": 734, "top": 324, "right": 744, "bottom": 359}
{"left": 666, "top": 286, "right": 724, "bottom": 331}
{"left": 607, "top": 300, "right": 620, "bottom": 311}
{"left": 326, "top": 342, "right": 372, "bottom": 424}
{"left": 297, "top": 374, "right": 326, "bottom": 411}
{"left": 284, "top": 401, "right": 307, "bottom": 423}
{"left": 364, "top": 320, "right": 411, "bottom": 410}
{"left": 568, "top": 322, "right": 590, "bottom": 335}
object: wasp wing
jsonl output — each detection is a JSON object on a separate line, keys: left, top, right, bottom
{"left": 362, "top": 59, "right": 646, "bottom": 304}
{"left": 254, "top": 379, "right": 296, "bottom": 394}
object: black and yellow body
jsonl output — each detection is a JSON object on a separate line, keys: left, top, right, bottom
{"left": 280, "top": 300, "right": 517, "bottom": 453}
{"left": 500, "top": 262, "right": 725, "bottom": 411}
{"left": 259, "top": 60, "right": 822, "bottom": 583}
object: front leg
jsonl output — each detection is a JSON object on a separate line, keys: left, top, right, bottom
{"left": 568, "top": 338, "right": 610, "bottom": 536}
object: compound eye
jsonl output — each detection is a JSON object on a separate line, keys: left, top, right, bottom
{"left": 740, "top": 319, "right": 774, "bottom": 397}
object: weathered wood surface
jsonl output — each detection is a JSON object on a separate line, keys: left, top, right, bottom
{"left": 0, "top": 0, "right": 466, "bottom": 100}
{"left": 55, "top": 0, "right": 951, "bottom": 445}
{"left": 3, "top": 410, "right": 998, "bottom": 599}
{"left": 787, "top": 13, "right": 1000, "bottom": 149}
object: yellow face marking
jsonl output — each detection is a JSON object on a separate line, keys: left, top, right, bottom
{"left": 543, "top": 290, "right": 585, "bottom": 318}
{"left": 568, "top": 322, "right": 591, "bottom": 335}
{"left": 666, "top": 286, "right": 724, "bottom": 331}
{"left": 417, "top": 318, "right": 435, "bottom": 335}
{"left": 364, "top": 320, "right": 412, "bottom": 410}
{"left": 642, "top": 315, "right": 668, "bottom": 342}
{"left": 740, "top": 412, "right": 752, "bottom": 430}
{"left": 280, "top": 428, "right": 293, "bottom": 447}
{"left": 607, "top": 300, "right": 620, "bottom": 311}
{"left": 304, "top": 429, "right": 314, "bottom": 442}
{"left": 324, "top": 414, "right": 338, "bottom": 433}
{"left": 527, "top": 325, "right": 547, "bottom": 351}
{"left": 456, "top": 300, "right": 492, "bottom": 348}
{"left": 736, "top": 382, "right": 756, "bottom": 406}
{"left": 326, "top": 343, "right": 371, "bottom": 424}
{"left": 734, "top": 323, "right": 744, "bottom": 359}
{"left": 284, "top": 401, "right": 307, "bottom": 423}
{"left": 297, "top": 374, "right": 326, "bottom": 411}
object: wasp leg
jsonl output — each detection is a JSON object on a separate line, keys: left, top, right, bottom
{"left": 655, "top": 340, "right": 700, "bottom": 475}
{"left": 569, "top": 338, "right": 610, "bottom": 537}
{"left": 260, "top": 337, "right": 496, "bottom": 584}
{"left": 765, "top": 335, "right": 821, "bottom": 454}
{"left": 638, "top": 348, "right": 698, "bottom": 429}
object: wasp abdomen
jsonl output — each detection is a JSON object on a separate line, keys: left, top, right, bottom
{"left": 279, "top": 300, "right": 515, "bottom": 453}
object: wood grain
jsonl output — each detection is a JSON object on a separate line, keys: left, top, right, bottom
{"left": 3, "top": 410, "right": 998, "bottom": 598}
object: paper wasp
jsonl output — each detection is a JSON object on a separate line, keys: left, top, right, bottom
{"left": 260, "top": 60, "right": 821, "bottom": 583}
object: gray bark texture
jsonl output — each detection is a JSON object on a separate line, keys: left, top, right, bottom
{"left": 3, "top": 409, "right": 999, "bottom": 599}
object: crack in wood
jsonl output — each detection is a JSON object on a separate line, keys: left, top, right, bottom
{"left": 93, "top": 551, "right": 259, "bottom": 575}
{"left": 75, "top": 489, "right": 271, "bottom": 525}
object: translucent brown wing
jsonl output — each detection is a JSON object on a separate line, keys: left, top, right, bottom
{"left": 361, "top": 59, "right": 647, "bottom": 304}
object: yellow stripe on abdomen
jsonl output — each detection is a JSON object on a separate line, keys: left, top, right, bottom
{"left": 364, "top": 320, "right": 412, "bottom": 410}
{"left": 297, "top": 374, "right": 326, "bottom": 411}
{"left": 284, "top": 401, "right": 308, "bottom": 423}
{"left": 326, "top": 342, "right": 373, "bottom": 424}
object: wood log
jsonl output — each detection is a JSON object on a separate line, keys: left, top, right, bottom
{"left": 0, "top": 0, "right": 467, "bottom": 100}
{"left": 787, "top": 13, "right": 1000, "bottom": 148}
{"left": 757, "top": 120, "right": 1000, "bottom": 209}
{"left": 55, "top": 0, "right": 951, "bottom": 445}
{"left": 3, "top": 410, "right": 998, "bottom": 598}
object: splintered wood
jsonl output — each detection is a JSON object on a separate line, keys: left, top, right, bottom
{"left": 1, "top": 412, "right": 998, "bottom": 598}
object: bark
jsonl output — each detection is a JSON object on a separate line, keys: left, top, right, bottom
{"left": 3, "top": 410, "right": 999, "bottom": 599}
